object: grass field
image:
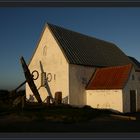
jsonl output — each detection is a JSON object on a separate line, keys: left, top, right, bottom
{"left": 0, "top": 102, "right": 140, "bottom": 132}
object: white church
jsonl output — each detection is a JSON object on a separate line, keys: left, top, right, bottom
{"left": 26, "top": 23, "right": 140, "bottom": 113}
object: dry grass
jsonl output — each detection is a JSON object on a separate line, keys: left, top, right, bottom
{"left": 0, "top": 102, "right": 140, "bottom": 132}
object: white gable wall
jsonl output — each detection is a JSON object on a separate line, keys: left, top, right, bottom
{"left": 26, "top": 26, "right": 69, "bottom": 102}
{"left": 123, "top": 67, "right": 140, "bottom": 112}
{"left": 86, "top": 90, "right": 123, "bottom": 112}
{"left": 136, "top": 71, "right": 140, "bottom": 111}
{"left": 69, "top": 64, "right": 95, "bottom": 106}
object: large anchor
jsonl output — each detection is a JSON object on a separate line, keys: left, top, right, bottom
{"left": 19, "top": 56, "right": 42, "bottom": 103}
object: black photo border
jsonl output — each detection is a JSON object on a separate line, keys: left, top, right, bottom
{"left": 1, "top": 0, "right": 140, "bottom": 139}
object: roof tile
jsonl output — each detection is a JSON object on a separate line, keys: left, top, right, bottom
{"left": 86, "top": 64, "right": 132, "bottom": 90}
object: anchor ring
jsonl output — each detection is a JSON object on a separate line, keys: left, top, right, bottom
{"left": 32, "top": 70, "right": 39, "bottom": 80}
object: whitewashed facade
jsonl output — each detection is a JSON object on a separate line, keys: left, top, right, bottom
{"left": 86, "top": 90, "right": 123, "bottom": 112}
{"left": 26, "top": 25, "right": 95, "bottom": 105}
{"left": 26, "top": 23, "right": 140, "bottom": 113}
{"left": 122, "top": 67, "right": 140, "bottom": 112}
{"left": 26, "top": 26, "right": 69, "bottom": 102}
{"left": 86, "top": 67, "right": 140, "bottom": 113}
{"left": 69, "top": 64, "right": 95, "bottom": 106}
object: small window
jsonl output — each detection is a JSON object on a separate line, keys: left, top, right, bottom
{"left": 132, "top": 75, "right": 135, "bottom": 80}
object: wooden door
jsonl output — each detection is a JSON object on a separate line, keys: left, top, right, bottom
{"left": 130, "top": 90, "right": 136, "bottom": 112}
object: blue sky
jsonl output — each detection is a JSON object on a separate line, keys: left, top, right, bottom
{"left": 0, "top": 7, "right": 140, "bottom": 90}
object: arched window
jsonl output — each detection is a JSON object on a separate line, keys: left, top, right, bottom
{"left": 43, "top": 45, "right": 47, "bottom": 56}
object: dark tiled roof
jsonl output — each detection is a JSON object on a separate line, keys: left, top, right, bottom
{"left": 128, "top": 56, "right": 140, "bottom": 70}
{"left": 86, "top": 64, "right": 132, "bottom": 90}
{"left": 48, "top": 23, "right": 131, "bottom": 67}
